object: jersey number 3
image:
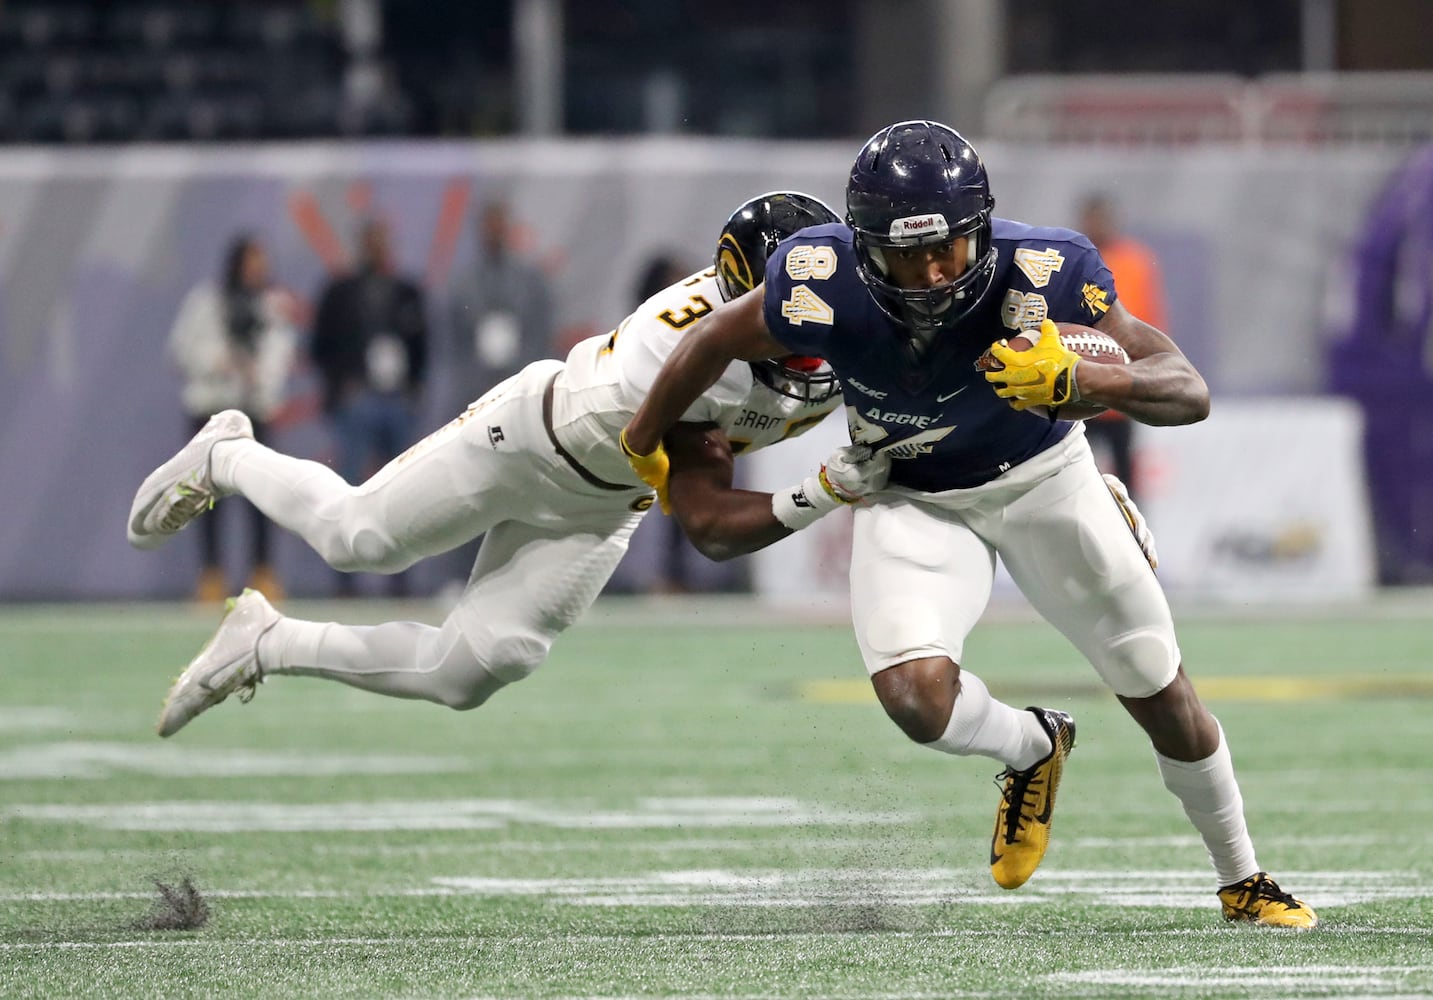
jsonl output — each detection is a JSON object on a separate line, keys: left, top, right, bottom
{"left": 659, "top": 295, "right": 714, "bottom": 330}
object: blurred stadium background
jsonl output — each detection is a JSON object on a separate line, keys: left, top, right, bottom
{"left": 0, "top": 0, "right": 1431, "bottom": 604}
{"left": 3, "top": 5, "right": 1433, "bottom": 997}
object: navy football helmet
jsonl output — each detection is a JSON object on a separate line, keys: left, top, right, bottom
{"left": 716, "top": 191, "right": 842, "bottom": 404}
{"left": 846, "top": 120, "right": 996, "bottom": 336}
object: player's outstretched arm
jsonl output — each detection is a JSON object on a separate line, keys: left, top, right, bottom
{"left": 623, "top": 287, "right": 786, "bottom": 459}
{"left": 665, "top": 424, "right": 888, "bottom": 561}
{"left": 1083, "top": 300, "right": 1210, "bottom": 426}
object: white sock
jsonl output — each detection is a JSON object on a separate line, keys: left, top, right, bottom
{"left": 257, "top": 616, "right": 506, "bottom": 710}
{"left": 1154, "top": 720, "right": 1260, "bottom": 888}
{"left": 927, "top": 669, "right": 1052, "bottom": 770}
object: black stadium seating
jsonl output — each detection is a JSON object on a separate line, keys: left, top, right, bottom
{"left": 0, "top": 1, "right": 352, "bottom": 143}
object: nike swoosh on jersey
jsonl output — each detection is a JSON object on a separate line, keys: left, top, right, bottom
{"left": 935, "top": 387, "right": 967, "bottom": 403}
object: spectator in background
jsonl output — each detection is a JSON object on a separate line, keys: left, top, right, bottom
{"left": 437, "top": 200, "right": 556, "bottom": 599}
{"left": 311, "top": 217, "right": 429, "bottom": 596}
{"left": 447, "top": 199, "right": 555, "bottom": 397}
{"left": 168, "top": 234, "right": 296, "bottom": 603}
{"left": 1077, "top": 193, "right": 1170, "bottom": 495}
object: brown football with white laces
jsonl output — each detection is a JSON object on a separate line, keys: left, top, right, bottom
{"left": 975, "top": 322, "right": 1129, "bottom": 421}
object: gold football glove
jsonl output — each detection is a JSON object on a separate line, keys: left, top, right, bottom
{"left": 984, "top": 319, "right": 1082, "bottom": 410}
{"left": 619, "top": 429, "right": 671, "bottom": 514}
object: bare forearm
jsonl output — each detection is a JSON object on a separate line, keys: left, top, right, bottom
{"left": 678, "top": 489, "right": 793, "bottom": 561}
{"left": 624, "top": 334, "right": 732, "bottom": 455}
{"left": 625, "top": 288, "right": 783, "bottom": 456}
{"left": 1077, "top": 355, "right": 1210, "bottom": 426}
{"left": 1085, "top": 304, "right": 1211, "bottom": 426}
{"left": 665, "top": 430, "right": 887, "bottom": 562}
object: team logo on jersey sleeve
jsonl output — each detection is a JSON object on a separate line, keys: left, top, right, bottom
{"left": 1080, "top": 282, "right": 1112, "bottom": 317}
{"left": 1013, "top": 248, "right": 1065, "bottom": 288}
{"left": 780, "top": 285, "right": 834, "bottom": 326}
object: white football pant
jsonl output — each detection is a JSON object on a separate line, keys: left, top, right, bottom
{"left": 212, "top": 360, "right": 650, "bottom": 707}
{"left": 850, "top": 428, "right": 1180, "bottom": 699}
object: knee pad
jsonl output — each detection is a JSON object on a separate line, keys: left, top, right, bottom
{"left": 479, "top": 633, "right": 551, "bottom": 685}
{"left": 435, "top": 637, "right": 547, "bottom": 711}
{"left": 440, "top": 668, "right": 509, "bottom": 711}
{"left": 415, "top": 626, "right": 516, "bottom": 711}
{"left": 340, "top": 527, "right": 405, "bottom": 573}
{"left": 859, "top": 598, "right": 954, "bottom": 676}
{"left": 1097, "top": 625, "right": 1180, "bottom": 698}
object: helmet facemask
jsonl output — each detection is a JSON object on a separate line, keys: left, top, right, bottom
{"left": 751, "top": 354, "right": 841, "bottom": 405}
{"left": 851, "top": 207, "right": 995, "bottom": 339}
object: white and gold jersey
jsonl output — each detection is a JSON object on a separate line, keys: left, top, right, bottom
{"left": 550, "top": 267, "right": 840, "bottom": 488}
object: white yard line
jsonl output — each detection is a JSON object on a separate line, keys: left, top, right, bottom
{"left": 0, "top": 741, "right": 468, "bottom": 779}
{"left": 2, "top": 928, "right": 1431, "bottom": 951}
{"left": 1048, "top": 965, "right": 1433, "bottom": 991}
{"left": 4, "top": 868, "right": 1429, "bottom": 910}
{"left": 14, "top": 832, "right": 1411, "bottom": 864}
{"left": 0, "top": 797, "right": 911, "bottom": 832}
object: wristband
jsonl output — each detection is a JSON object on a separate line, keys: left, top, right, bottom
{"left": 771, "top": 474, "right": 842, "bottom": 531}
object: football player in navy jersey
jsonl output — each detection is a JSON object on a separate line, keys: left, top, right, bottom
{"left": 622, "top": 120, "right": 1315, "bottom": 928}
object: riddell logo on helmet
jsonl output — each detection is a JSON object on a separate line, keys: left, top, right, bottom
{"left": 888, "top": 214, "right": 950, "bottom": 241}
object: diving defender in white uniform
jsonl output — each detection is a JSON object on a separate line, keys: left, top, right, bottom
{"left": 128, "top": 192, "right": 890, "bottom": 737}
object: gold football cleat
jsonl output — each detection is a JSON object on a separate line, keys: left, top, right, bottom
{"left": 1218, "top": 873, "right": 1319, "bottom": 928}
{"left": 990, "top": 707, "right": 1076, "bottom": 890}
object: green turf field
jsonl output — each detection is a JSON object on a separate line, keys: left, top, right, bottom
{"left": 1, "top": 597, "right": 1430, "bottom": 999}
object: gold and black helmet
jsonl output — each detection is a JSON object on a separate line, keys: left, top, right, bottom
{"left": 715, "top": 191, "right": 842, "bottom": 405}
{"left": 714, "top": 191, "right": 840, "bottom": 303}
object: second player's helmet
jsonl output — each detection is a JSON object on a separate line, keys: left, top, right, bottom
{"left": 846, "top": 120, "right": 997, "bottom": 336}
{"left": 716, "top": 191, "right": 842, "bottom": 404}
{"left": 714, "top": 190, "right": 840, "bottom": 302}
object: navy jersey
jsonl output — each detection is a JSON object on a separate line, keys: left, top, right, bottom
{"left": 762, "top": 219, "right": 1119, "bottom": 492}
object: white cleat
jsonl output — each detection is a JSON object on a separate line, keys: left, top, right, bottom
{"left": 127, "top": 409, "right": 253, "bottom": 551}
{"left": 157, "top": 588, "right": 279, "bottom": 738}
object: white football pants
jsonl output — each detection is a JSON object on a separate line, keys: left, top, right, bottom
{"left": 849, "top": 428, "right": 1180, "bottom": 698}
{"left": 213, "top": 360, "right": 650, "bottom": 707}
